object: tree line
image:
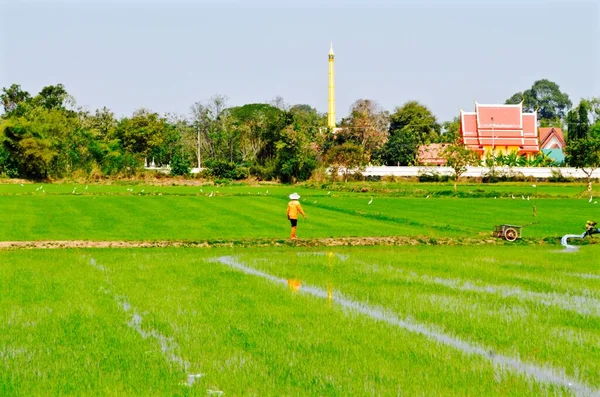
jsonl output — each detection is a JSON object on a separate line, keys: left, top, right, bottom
{"left": 1, "top": 79, "right": 599, "bottom": 182}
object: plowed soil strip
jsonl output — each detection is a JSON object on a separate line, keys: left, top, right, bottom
{"left": 0, "top": 236, "right": 555, "bottom": 250}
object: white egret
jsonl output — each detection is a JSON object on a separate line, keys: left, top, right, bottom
{"left": 209, "top": 191, "right": 214, "bottom": 197}
{"left": 368, "top": 197, "right": 373, "bottom": 205}
{"left": 589, "top": 196, "right": 593, "bottom": 203}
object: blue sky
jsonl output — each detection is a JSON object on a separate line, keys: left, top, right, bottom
{"left": 1, "top": 0, "right": 598, "bottom": 122}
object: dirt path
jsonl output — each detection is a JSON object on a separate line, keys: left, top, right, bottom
{"left": 0, "top": 236, "right": 554, "bottom": 250}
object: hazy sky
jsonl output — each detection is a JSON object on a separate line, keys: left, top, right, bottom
{"left": 1, "top": 0, "right": 598, "bottom": 122}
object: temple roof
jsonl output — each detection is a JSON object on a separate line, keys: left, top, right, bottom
{"left": 460, "top": 103, "right": 539, "bottom": 153}
{"left": 475, "top": 103, "right": 522, "bottom": 130}
{"left": 539, "top": 127, "right": 565, "bottom": 149}
{"left": 417, "top": 144, "right": 448, "bottom": 165}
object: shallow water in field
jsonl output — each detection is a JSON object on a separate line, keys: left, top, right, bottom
{"left": 215, "top": 255, "right": 600, "bottom": 396}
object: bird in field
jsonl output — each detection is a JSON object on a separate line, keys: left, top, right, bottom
{"left": 85, "top": 185, "right": 88, "bottom": 190}
{"left": 20, "top": 183, "right": 24, "bottom": 186}
{"left": 209, "top": 191, "right": 214, "bottom": 197}
{"left": 527, "top": 196, "right": 530, "bottom": 200}
{"left": 589, "top": 196, "right": 593, "bottom": 203}
{"left": 368, "top": 197, "right": 373, "bottom": 205}
{"left": 521, "top": 195, "right": 525, "bottom": 200}
{"left": 266, "top": 190, "right": 269, "bottom": 194}
{"left": 327, "top": 191, "right": 331, "bottom": 195}
{"left": 72, "top": 187, "right": 77, "bottom": 194}
{"left": 425, "top": 195, "right": 430, "bottom": 199}
{"left": 511, "top": 195, "right": 515, "bottom": 199}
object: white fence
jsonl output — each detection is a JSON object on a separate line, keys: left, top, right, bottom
{"left": 144, "top": 164, "right": 600, "bottom": 179}
{"left": 354, "top": 166, "right": 600, "bottom": 179}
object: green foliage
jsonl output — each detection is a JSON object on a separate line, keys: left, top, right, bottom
{"left": 204, "top": 159, "right": 248, "bottom": 180}
{"left": 505, "top": 79, "right": 572, "bottom": 122}
{"left": 274, "top": 124, "right": 317, "bottom": 183}
{"left": 376, "top": 127, "right": 418, "bottom": 166}
{"left": 439, "top": 117, "right": 460, "bottom": 143}
{"left": 567, "top": 99, "right": 591, "bottom": 142}
{"left": 418, "top": 171, "right": 450, "bottom": 182}
{"left": 441, "top": 142, "right": 480, "bottom": 191}
{"left": 325, "top": 142, "right": 366, "bottom": 181}
{"left": 170, "top": 148, "right": 191, "bottom": 176}
{"left": 548, "top": 169, "right": 574, "bottom": 182}
{"left": 565, "top": 137, "right": 600, "bottom": 180}
{"left": 389, "top": 101, "right": 440, "bottom": 145}
{"left": 378, "top": 101, "right": 440, "bottom": 165}
{"left": 1, "top": 84, "right": 31, "bottom": 116}
{"left": 338, "top": 99, "right": 389, "bottom": 159}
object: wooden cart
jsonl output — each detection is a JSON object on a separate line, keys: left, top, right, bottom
{"left": 493, "top": 224, "right": 522, "bottom": 242}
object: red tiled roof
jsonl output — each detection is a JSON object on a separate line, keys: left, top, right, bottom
{"left": 460, "top": 103, "right": 539, "bottom": 153}
{"left": 417, "top": 144, "right": 448, "bottom": 165}
{"left": 476, "top": 103, "right": 522, "bottom": 130}
{"left": 539, "top": 127, "right": 565, "bottom": 149}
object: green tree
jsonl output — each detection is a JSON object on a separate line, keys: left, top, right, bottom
{"left": 565, "top": 138, "right": 600, "bottom": 186}
{"left": 378, "top": 101, "right": 440, "bottom": 165}
{"left": 441, "top": 141, "right": 480, "bottom": 192}
{"left": 114, "top": 109, "right": 178, "bottom": 166}
{"left": 326, "top": 142, "right": 366, "bottom": 182}
{"left": 170, "top": 144, "right": 191, "bottom": 176}
{"left": 505, "top": 79, "right": 572, "bottom": 123}
{"left": 1, "top": 84, "right": 31, "bottom": 116}
{"left": 566, "top": 99, "right": 591, "bottom": 142}
{"left": 274, "top": 124, "right": 317, "bottom": 183}
{"left": 439, "top": 117, "right": 460, "bottom": 143}
{"left": 32, "top": 84, "right": 71, "bottom": 110}
{"left": 1, "top": 120, "right": 57, "bottom": 179}
{"left": 338, "top": 99, "right": 389, "bottom": 160}
{"left": 376, "top": 130, "right": 417, "bottom": 166}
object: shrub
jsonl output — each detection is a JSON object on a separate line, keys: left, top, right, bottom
{"left": 548, "top": 169, "right": 574, "bottom": 182}
{"left": 204, "top": 160, "right": 248, "bottom": 180}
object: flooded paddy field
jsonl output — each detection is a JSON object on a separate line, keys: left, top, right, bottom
{"left": 2, "top": 245, "right": 600, "bottom": 396}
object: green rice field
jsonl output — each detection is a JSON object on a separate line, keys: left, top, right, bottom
{"left": 2, "top": 181, "right": 600, "bottom": 395}
{"left": 0, "top": 181, "right": 598, "bottom": 241}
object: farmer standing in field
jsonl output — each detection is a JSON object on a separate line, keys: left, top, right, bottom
{"left": 287, "top": 193, "right": 306, "bottom": 240}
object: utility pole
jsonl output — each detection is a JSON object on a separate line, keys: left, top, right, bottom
{"left": 491, "top": 116, "right": 495, "bottom": 167}
{"left": 196, "top": 123, "right": 202, "bottom": 169}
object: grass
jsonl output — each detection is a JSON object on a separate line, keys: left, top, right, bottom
{"left": 2, "top": 180, "right": 600, "bottom": 395}
{"left": 4, "top": 246, "right": 598, "bottom": 395}
{"left": 0, "top": 181, "right": 598, "bottom": 241}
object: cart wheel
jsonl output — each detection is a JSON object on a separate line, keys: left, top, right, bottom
{"left": 504, "top": 227, "right": 518, "bottom": 242}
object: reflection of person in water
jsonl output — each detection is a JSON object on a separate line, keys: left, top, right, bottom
{"left": 287, "top": 193, "right": 306, "bottom": 240}
{"left": 584, "top": 220, "right": 599, "bottom": 237}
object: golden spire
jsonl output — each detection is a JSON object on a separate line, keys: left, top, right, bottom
{"left": 327, "top": 43, "right": 336, "bottom": 130}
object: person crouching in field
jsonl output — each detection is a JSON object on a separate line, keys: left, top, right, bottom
{"left": 287, "top": 193, "right": 306, "bottom": 240}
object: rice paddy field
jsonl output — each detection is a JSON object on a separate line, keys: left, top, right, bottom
{"left": 1, "top": 181, "right": 600, "bottom": 396}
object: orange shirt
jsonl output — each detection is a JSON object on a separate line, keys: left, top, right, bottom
{"left": 287, "top": 200, "right": 305, "bottom": 219}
